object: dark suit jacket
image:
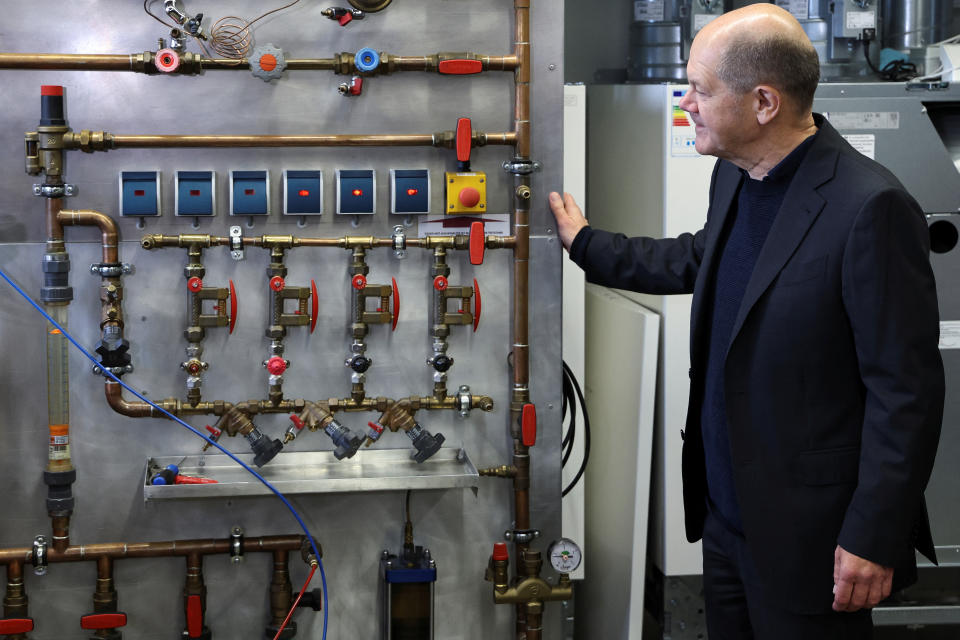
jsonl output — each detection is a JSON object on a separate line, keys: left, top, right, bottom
{"left": 570, "top": 115, "right": 944, "bottom": 613}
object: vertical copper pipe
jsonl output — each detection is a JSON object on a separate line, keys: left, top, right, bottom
{"left": 512, "top": 1, "right": 533, "bottom": 636}
{"left": 3, "top": 560, "right": 29, "bottom": 640}
{"left": 269, "top": 550, "right": 294, "bottom": 628}
{"left": 93, "top": 556, "right": 119, "bottom": 639}
{"left": 46, "top": 197, "right": 64, "bottom": 249}
{"left": 183, "top": 552, "right": 207, "bottom": 639}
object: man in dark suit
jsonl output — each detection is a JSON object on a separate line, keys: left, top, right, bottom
{"left": 550, "top": 4, "right": 944, "bottom": 638}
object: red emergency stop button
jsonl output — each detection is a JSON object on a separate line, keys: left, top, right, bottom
{"left": 458, "top": 187, "right": 481, "bottom": 208}
{"left": 267, "top": 357, "right": 287, "bottom": 376}
{"left": 521, "top": 404, "right": 537, "bottom": 447}
{"left": 81, "top": 613, "right": 128, "bottom": 630}
{"left": 0, "top": 619, "right": 34, "bottom": 634}
{"left": 492, "top": 543, "right": 508, "bottom": 562}
{"left": 187, "top": 277, "right": 203, "bottom": 292}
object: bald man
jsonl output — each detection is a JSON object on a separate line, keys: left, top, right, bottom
{"left": 551, "top": 5, "right": 943, "bottom": 639}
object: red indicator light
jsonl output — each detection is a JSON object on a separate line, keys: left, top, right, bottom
{"left": 406, "top": 188, "right": 418, "bottom": 196}
{"left": 190, "top": 190, "right": 201, "bottom": 196}
{"left": 352, "top": 189, "right": 363, "bottom": 197}
{"left": 244, "top": 189, "right": 255, "bottom": 196}
{"left": 298, "top": 189, "right": 310, "bottom": 197}
{"left": 134, "top": 190, "right": 145, "bottom": 197}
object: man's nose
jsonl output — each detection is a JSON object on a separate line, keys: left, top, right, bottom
{"left": 678, "top": 90, "right": 694, "bottom": 112}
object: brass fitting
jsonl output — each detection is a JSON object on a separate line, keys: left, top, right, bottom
{"left": 478, "top": 465, "right": 517, "bottom": 478}
{"left": 516, "top": 185, "right": 531, "bottom": 200}
{"left": 377, "top": 400, "right": 417, "bottom": 433}
{"left": 62, "top": 130, "right": 114, "bottom": 152}
{"left": 484, "top": 549, "right": 573, "bottom": 605}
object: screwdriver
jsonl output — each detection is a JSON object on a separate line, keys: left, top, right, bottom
{"left": 150, "top": 460, "right": 217, "bottom": 485}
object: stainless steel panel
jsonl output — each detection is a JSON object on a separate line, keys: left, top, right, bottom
{"left": 0, "top": 1, "right": 564, "bottom": 638}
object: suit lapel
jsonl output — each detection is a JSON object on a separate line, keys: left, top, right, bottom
{"left": 690, "top": 163, "right": 741, "bottom": 361}
{"left": 726, "top": 142, "right": 838, "bottom": 349}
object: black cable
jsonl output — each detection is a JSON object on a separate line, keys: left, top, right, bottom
{"left": 561, "top": 369, "right": 576, "bottom": 466}
{"left": 863, "top": 39, "right": 919, "bottom": 81}
{"left": 561, "top": 361, "right": 590, "bottom": 497}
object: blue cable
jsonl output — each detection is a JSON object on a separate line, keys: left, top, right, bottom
{"left": 0, "top": 265, "right": 328, "bottom": 640}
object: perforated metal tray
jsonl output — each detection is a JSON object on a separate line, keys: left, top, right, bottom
{"left": 143, "top": 447, "right": 480, "bottom": 501}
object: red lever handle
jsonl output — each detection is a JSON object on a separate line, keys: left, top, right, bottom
{"left": 205, "top": 424, "right": 221, "bottom": 439}
{"left": 456, "top": 117, "right": 472, "bottom": 165}
{"left": 338, "top": 12, "right": 353, "bottom": 26}
{"left": 391, "top": 277, "right": 400, "bottom": 331}
{"left": 473, "top": 278, "right": 482, "bottom": 332}
{"left": 439, "top": 59, "right": 483, "bottom": 75}
{"left": 228, "top": 279, "right": 237, "bottom": 334}
{"left": 521, "top": 404, "right": 537, "bottom": 447}
{"left": 290, "top": 414, "right": 305, "bottom": 431}
{"left": 81, "top": 613, "right": 128, "bottom": 630}
{"left": 186, "top": 594, "right": 203, "bottom": 638}
{"left": 310, "top": 279, "right": 319, "bottom": 334}
{"left": 492, "top": 543, "right": 508, "bottom": 562}
{"left": 469, "top": 221, "right": 485, "bottom": 265}
{"left": 0, "top": 619, "right": 34, "bottom": 634}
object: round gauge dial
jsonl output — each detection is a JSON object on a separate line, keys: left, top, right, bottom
{"left": 548, "top": 538, "right": 582, "bottom": 573}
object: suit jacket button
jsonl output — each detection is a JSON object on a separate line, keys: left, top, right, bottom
{"left": 680, "top": 429, "right": 685, "bottom": 441}
{"left": 688, "top": 368, "right": 693, "bottom": 379}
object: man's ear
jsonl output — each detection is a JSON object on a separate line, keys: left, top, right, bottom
{"left": 753, "top": 85, "right": 781, "bottom": 125}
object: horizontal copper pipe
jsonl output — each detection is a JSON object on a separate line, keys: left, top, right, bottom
{"left": 110, "top": 134, "right": 439, "bottom": 148}
{"left": 0, "top": 53, "right": 134, "bottom": 70}
{"left": 143, "top": 234, "right": 515, "bottom": 251}
{"left": 58, "top": 209, "right": 118, "bottom": 263}
{"left": 0, "top": 535, "right": 303, "bottom": 565}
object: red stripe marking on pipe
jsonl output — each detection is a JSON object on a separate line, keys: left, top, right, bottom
{"left": 186, "top": 595, "right": 203, "bottom": 638}
{"left": 41, "top": 85, "right": 64, "bottom": 96}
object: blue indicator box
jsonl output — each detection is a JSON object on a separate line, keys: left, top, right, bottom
{"left": 283, "top": 170, "right": 323, "bottom": 215}
{"left": 119, "top": 171, "right": 161, "bottom": 217}
{"left": 337, "top": 169, "right": 375, "bottom": 215}
{"left": 390, "top": 169, "right": 430, "bottom": 214}
{"left": 176, "top": 171, "right": 216, "bottom": 216}
{"left": 230, "top": 170, "right": 270, "bottom": 216}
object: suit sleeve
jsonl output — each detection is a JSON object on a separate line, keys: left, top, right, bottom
{"left": 837, "top": 187, "right": 944, "bottom": 567}
{"left": 568, "top": 226, "right": 707, "bottom": 295}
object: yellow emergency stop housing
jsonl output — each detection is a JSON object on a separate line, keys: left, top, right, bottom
{"left": 444, "top": 171, "right": 487, "bottom": 214}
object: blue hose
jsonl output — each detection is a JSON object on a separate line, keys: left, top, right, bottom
{"left": 0, "top": 265, "right": 328, "bottom": 640}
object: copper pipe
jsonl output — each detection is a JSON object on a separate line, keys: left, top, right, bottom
{"left": 51, "top": 515, "right": 70, "bottom": 553}
{"left": 0, "top": 535, "right": 303, "bottom": 565}
{"left": 111, "top": 134, "right": 436, "bottom": 148}
{"left": 45, "top": 197, "right": 64, "bottom": 250}
{"left": 0, "top": 53, "right": 134, "bottom": 70}
{"left": 3, "top": 560, "right": 27, "bottom": 619}
{"left": 269, "top": 550, "right": 294, "bottom": 627}
{"left": 57, "top": 209, "right": 119, "bottom": 264}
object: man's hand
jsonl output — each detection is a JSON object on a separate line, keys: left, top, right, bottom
{"left": 833, "top": 545, "right": 893, "bottom": 612}
{"left": 548, "top": 191, "right": 589, "bottom": 252}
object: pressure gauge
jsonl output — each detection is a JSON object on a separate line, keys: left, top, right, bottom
{"left": 548, "top": 538, "right": 582, "bottom": 574}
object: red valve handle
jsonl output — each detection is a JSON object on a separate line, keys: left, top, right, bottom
{"left": 433, "top": 276, "right": 448, "bottom": 291}
{"left": 456, "top": 117, "right": 472, "bottom": 165}
{"left": 205, "top": 425, "right": 221, "bottom": 439}
{"left": 270, "top": 276, "right": 285, "bottom": 292}
{"left": 339, "top": 12, "right": 353, "bottom": 25}
{"left": 81, "top": 613, "right": 128, "bottom": 630}
{"left": 352, "top": 274, "right": 367, "bottom": 290}
{"left": 350, "top": 76, "right": 364, "bottom": 95}
{"left": 492, "top": 543, "right": 508, "bottom": 562}
{"left": 228, "top": 279, "right": 237, "bottom": 335}
{"left": 521, "top": 404, "right": 537, "bottom": 447}
{"left": 439, "top": 59, "right": 483, "bottom": 75}
{"left": 186, "top": 361, "right": 202, "bottom": 375}
{"left": 267, "top": 356, "right": 287, "bottom": 376}
{"left": 367, "top": 421, "right": 384, "bottom": 436}
{"left": 473, "top": 278, "right": 482, "bottom": 332}
{"left": 310, "top": 279, "right": 319, "bottom": 334}
{"left": 0, "top": 619, "right": 34, "bottom": 634}
{"left": 469, "top": 221, "right": 486, "bottom": 265}
{"left": 186, "top": 595, "right": 203, "bottom": 638}
{"left": 155, "top": 48, "right": 180, "bottom": 73}
{"left": 290, "top": 415, "right": 305, "bottom": 431}
{"left": 391, "top": 277, "right": 400, "bottom": 331}
{"left": 187, "top": 277, "right": 203, "bottom": 293}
